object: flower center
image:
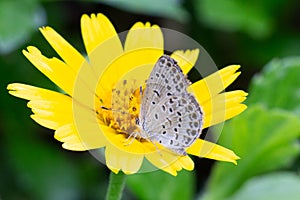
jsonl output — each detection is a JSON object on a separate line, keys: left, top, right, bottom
{"left": 96, "top": 79, "right": 143, "bottom": 136}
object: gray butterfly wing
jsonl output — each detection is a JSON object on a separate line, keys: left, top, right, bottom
{"left": 139, "top": 55, "right": 203, "bottom": 155}
{"left": 140, "top": 55, "right": 190, "bottom": 122}
{"left": 144, "top": 93, "right": 203, "bottom": 155}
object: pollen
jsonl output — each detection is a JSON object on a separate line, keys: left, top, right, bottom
{"left": 96, "top": 79, "right": 143, "bottom": 136}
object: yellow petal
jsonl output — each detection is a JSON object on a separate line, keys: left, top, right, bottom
{"left": 187, "top": 139, "right": 240, "bottom": 164}
{"left": 68, "top": 91, "right": 108, "bottom": 149}
{"left": 55, "top": 124, "right": 86, "bottom": 151}
{"left": 96, "top": 49, "right": 162, "bottom": 106}
{"left": 40, "top": 26, "right": 85, "bottom": 73}
{"left": 171, "top": 49, "right": 199, "bottom": 74}
{"left": 81, "top": 13, "right": 123, "bottom": 56}
{"left": 70, "top": 59, "right": 104, "bottom": 111}
{"left": 8, "top": 83, "right": 107, "bottom": 149}
{"left": 101, "top": 124, "right": 147, "bottom": 154}
{"left": 39, "top": 27, "right": 101, "bottom": 98}
{"left": 55, "top": 123, "right": 106, "bottom": 151}
{"left": 28, "top": 100, "right": 73, "bottom": 129}
{"left": 27, "top": 99, "right": 72, "bottom": 113}
{"left": 79, "top": 14, "right": 124, "bottom": 104}
{"left": 202, "top": 90, "right": 248, "bottom": 128}
{"left": 188, "top": 65, "right": 241, "bottom": 105}
{"left": 29, "top": 115, "right": 61, "bottom": 130}
{"left": 62, "top": 142, "right": 87, "bottom": 151}
{"left": 105, "top": 144, "right": 144, "bottom": 174}
{"left": 169, "top": 160, "right": 183, "bottom": 172}
{"left": 55, "top": 124, "right": 77, "bottom": 142}
{"left": 177, "top": 156, "right": 194, "bottom": 171}
{"left": 203, "top": 104, "right": 247, "bottom": 128}
{"left": 53, "top": 102, "right": 107, "bottom": 150}
{"left": 7, "top": 83, "right": 70, "bottom": 102}
{"left": 145, "top": 150, "right": 182, "bottom": 176}
{"left": 145, "top": 153, "right": 194, "bottom": 176}
{"left": 96, "top": 22, "right": 164, "bottom": 105}
{"left": 162, "top": 155, "right": 195, "bottom": 175}
{"left": 124, "top": 22, "right": 163, "bottom": 53}
{"left": 22, "top": 46, "right": 76, "bottom": 95}
{"left": 8, "top": 83, "right": 73, "bottom": 129}
{"left": 160, "top": 166, "right": 178, "bottom": 176}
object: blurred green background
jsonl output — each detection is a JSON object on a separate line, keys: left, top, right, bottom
{"left": 1, "top": 0, "right": 300, "bottom": 199}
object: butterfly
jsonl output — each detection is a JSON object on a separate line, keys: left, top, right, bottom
{"left": 135, "top": 55, "right": 204, "bottom": 155}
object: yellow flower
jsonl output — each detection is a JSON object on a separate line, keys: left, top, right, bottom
{"left": 7, "top": 13, "right": 247, "bottom": 176}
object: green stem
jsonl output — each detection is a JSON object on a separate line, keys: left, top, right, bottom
{"left": 105, "top": 172, "right": 127, "bottom": 200}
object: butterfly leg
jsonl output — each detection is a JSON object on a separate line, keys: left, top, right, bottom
{"left": 123, "top": 131, "right": 139, "bottom": 146}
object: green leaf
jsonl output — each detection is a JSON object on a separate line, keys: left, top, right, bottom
{"left": 127, "top": 170, "right": 195, "bottom": 200}
{"left": 230, "top": 172, "right": 300, "bottom": 200}
{"left": 202, "top": 105, "right": 300, "bottom": 200}
{"left": 247, "top": 57, "right": 300, "bottom": 117}
{"left": 0, "top": 0, "right": 46, "bottom": 54}
{"left": 95, "top": 0, "right": 189, "bottom": 22}
{"left": 3, "top": 115, "right": 81, "bottom": 200}
{"left": 196, "top": 0, "right": 273, "bottom": 39}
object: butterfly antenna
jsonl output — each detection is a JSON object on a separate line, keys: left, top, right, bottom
{"left": 100, "top": 106, "right": 111, "bottom": 110}
{"left": 139, "top": 85, "right": 143, "bottom": 95}
{"left": 100, "top": 106, "right": 131, "bottom": 115}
